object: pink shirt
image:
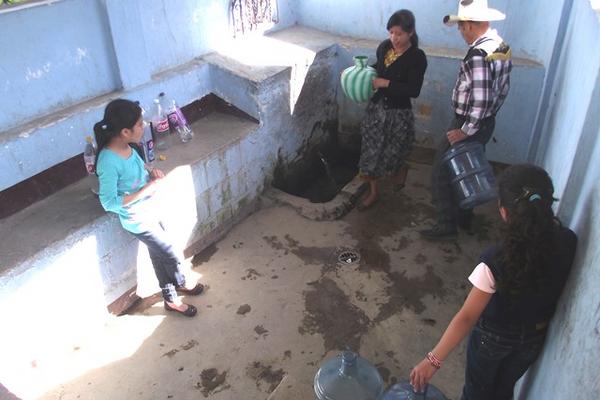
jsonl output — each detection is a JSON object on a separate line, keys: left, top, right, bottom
{"left": 468, "top": 262, "right": 496, "bottom": 293}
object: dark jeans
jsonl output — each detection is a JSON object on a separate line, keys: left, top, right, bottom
{"left": 430, "top": 115, "right": 495, "bottom": 227}
{"left": 132, "top": 223, "right": 186, "bottom": 302}
{"left": 462, "top": 319, "right": 546, "bottom": 400}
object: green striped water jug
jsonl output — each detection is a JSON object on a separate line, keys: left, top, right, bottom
{"left": 341, "top": 56, "right": 377, "bottom": 103}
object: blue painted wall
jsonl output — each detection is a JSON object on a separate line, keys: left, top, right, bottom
{"left": 0, "top": 0, "right": 298, "bottom": 191}
{"left": 515, "top": 1, "right": 600, "bottom": 397}
{"left": 295, "top": 0, "right": 564, "bottom": 66}
{"left": 141, "top": 0, "right": 297, "bottom": 75}
{"left": 0, "top": 0, "right": 120, "bottom": 131}
{"left": 336, "top": 46, "right": 545, "bottom": 164}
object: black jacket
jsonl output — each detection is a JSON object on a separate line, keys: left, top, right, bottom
{"left": 371, "top": 40, "right": 427, "bottom": 109}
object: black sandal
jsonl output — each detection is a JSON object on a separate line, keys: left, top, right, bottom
{"left": 164, "top": 302, "right": 197, "bottom": 317}
{"left": 176, "top": 283, "right": 205, "bottom": 296}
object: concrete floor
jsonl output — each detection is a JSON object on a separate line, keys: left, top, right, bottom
{"left": 37, "top": 161, "right": 503, "bottom": 400}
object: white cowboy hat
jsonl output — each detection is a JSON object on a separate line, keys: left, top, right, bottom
{"left": 443, "top": 0, "right": 506, "bottom": 25}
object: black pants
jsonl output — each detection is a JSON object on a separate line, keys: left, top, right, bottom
{"left": 132, "top": 223, "right": 185, "bottom": 302}
{"left": 430, "top": 115, "right": 495, "bottom": 227}
{"left": 462, "top": 320, "right": 546, "bottom": 400}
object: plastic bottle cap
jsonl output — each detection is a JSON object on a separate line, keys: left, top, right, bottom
{"left": 86, "top": 136, "right": 93, "bottom": 143}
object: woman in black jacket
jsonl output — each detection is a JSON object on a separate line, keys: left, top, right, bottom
{"left": 357, "top": 9, "right": 427, "bottom": 210}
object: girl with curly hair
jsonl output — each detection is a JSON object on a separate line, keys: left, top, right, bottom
{"left": 410, "top": 164, "right": 577, "bottom": 399}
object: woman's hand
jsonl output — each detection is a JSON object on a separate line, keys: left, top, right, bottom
{"left": 410, "top": 358, "right": 438, "bottom": 393}
{"left": 149, "top": 168, "right": 165, "bottom": 180}
{"left": 372, "top": 78, "right": 390, "bottom": 89}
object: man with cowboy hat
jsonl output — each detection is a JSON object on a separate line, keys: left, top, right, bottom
{"left": 421, "top": 0, "right": 512, "bottom": 239}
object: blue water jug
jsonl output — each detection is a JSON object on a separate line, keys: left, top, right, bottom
{"left": 314, "top": 351, "right": 384, "bottom": 400}
{"left": 441, "top": 141, "right": 497, "bottom": 209}
{"left": 381, "top": 380, "right": 447, "bottom": 400}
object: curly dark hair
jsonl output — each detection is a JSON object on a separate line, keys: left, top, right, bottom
{"left": 495, "top": 164, "right": 560, "bottom": 299}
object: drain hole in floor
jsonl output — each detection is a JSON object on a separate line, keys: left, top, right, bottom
{"left": 337, "top": 250, "right": 360, "bottom": 266}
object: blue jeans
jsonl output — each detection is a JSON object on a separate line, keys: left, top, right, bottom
{"left": 132, "top": 223, "right": 186, "bottom": 302}
{"left": 462, "top": 319, "right": 546, "bottom": 400}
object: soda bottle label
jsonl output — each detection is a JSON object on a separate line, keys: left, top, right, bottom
{"left": 154, "top": 118, "right": 169, "bottom": 133}
{"left": 146, "top": 139, "right": 156, "bottom": 162}
{"left": 176, "top": 108, "right": 188, "bottom": 126}
{"left": 167, "top": 111, "right": 180, "bottom": 127}
{"left": 84, "top": 157, "right": 95, "bottom": 174}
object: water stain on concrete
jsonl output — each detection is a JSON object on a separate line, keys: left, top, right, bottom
{"left": 263, "top": 235, "right": 288, "bottom": 253}
{"left": 299, "top": 277, "right": 370, "bottom": 352}
{"left": 391, "top": 235, "right": 413, "bottom": 251}
{"left": 163, "top": 348, "right": 178, "bottom": 358}
{"left": 355, "top": 290, "right": 367, "bottom": 302}
{"left": 246, "top": 361, "right": 286, "bottom": 393}
{"left": 162, "top": 340, "right": 199, "bottom": 358}
{"left": 342, "top": 193, "right": 435, "bottom": 276}
{"left": 283, "top": 350, "right": 292, "bottom": 359}
{"left": 414, "top": 253, "right": 428, "bottom": 265}
{"left": 264, "top": 234, "right": 338, "bottom": 269}
{"left": 192, "top": 244, "right": 218, "bottom": 266}
{"left": 376, "top": 363, "right": 391, "bottom": 383}
{"left": 241, "top": 268, "right": 263, "bottom": 280}
{"left": 254, "top": 325, "right": 269, "bottom": 335}
{"left": 421, "top": 318, "right": 437, "bottom": 326}
{"left": 444, "top": 255, "right": 459, "bottom": 264}
{"left": 375, "top": 265, "right": 447, "bottom": 322}
{"left": 181, "top": 340, "right": 199, "bottom": 351}
{"left": 197, "top": 368, "right": 229, "bottom": 398}
{"left": 237, "top": 304, "right": 252, "bottom": 315}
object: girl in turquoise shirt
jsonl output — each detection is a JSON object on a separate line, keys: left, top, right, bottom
{"left": 94, "top": 99, "right": 203, "bottom": 317}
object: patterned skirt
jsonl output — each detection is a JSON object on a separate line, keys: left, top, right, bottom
{"left": 358, "top": 101, "right": 415, "bottom": 179}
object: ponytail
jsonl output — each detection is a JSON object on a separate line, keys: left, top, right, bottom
{"left": 92, "top": 99, "right": 142, "bottom": 175}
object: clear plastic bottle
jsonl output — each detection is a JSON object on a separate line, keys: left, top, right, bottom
{"left": 167, "top": 99, "right": 194, "bottom": 143}
{"left": 83, "top": 136, "right": 99, "bottom": 195}
{"left": 380, "top": 380, "right": 447, "bottom": 400}
{"left": 314, "top": 351, "right": 384, "bottom": 400}
{"left": 151, "top": 97, "right": 170, "bottom": 150}
{"left": 139, "top": 103, "right": 155, "bottom": 163}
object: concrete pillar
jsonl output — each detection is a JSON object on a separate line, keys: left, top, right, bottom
{"left": 105, "top": 0, "right": 152, "bottom": 89}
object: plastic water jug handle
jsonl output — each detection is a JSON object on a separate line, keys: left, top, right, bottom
{"left": 413, "top": 384, "right": 428, "bottom": 399}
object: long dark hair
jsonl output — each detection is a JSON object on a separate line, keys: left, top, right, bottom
{"left": 387, "top": 9, "right": 419, "bottom": 48}
{"left": 93, "top": 99, "right": 142, "bottom": 173}
{"left": 496, "top": 164, "right": 559, "bottom": 298}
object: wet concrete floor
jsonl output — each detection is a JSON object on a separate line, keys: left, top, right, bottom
{"left": 38, "top": 161, "right": 503, "bottom": 400}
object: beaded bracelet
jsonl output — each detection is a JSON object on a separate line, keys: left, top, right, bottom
{"left": 427, "top": 352, "right": 442, "bottom": 369}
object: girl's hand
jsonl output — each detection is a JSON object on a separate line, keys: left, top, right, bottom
{"left": 372, "top": 78, "right": 390, "bottom": 89}
{"left": 150, "top": 168, "right": 165, "bottom": 180}
{"left": 410, "top": 358, "right": 438, "bottom": 393}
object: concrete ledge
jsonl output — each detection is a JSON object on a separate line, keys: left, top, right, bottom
{"left": 0, "top": 112, "right": 261, "bottom": 322}
{"left": 266, "top": 176, "right": 367, "bottom": 221}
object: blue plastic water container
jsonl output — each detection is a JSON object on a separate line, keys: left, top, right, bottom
{"left": 381, "top": 380, "right": 447, "bottom": 400}
{"left": 314, "top": 351, "right": 384, "bottom": 400}
{"left": 441, "top": 141, "right": 497, "bottom": 209}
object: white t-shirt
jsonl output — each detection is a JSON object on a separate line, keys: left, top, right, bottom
{"left": 468, "top": 262, "right": 496, "bottom": 293}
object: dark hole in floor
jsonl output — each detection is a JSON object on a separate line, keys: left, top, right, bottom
{"left": 273, "top": 131, "right": 360, "bottom": 203}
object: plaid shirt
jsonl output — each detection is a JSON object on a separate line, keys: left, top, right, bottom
{"left": 452, "top": 30, "right": 513, "bottom": 136}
